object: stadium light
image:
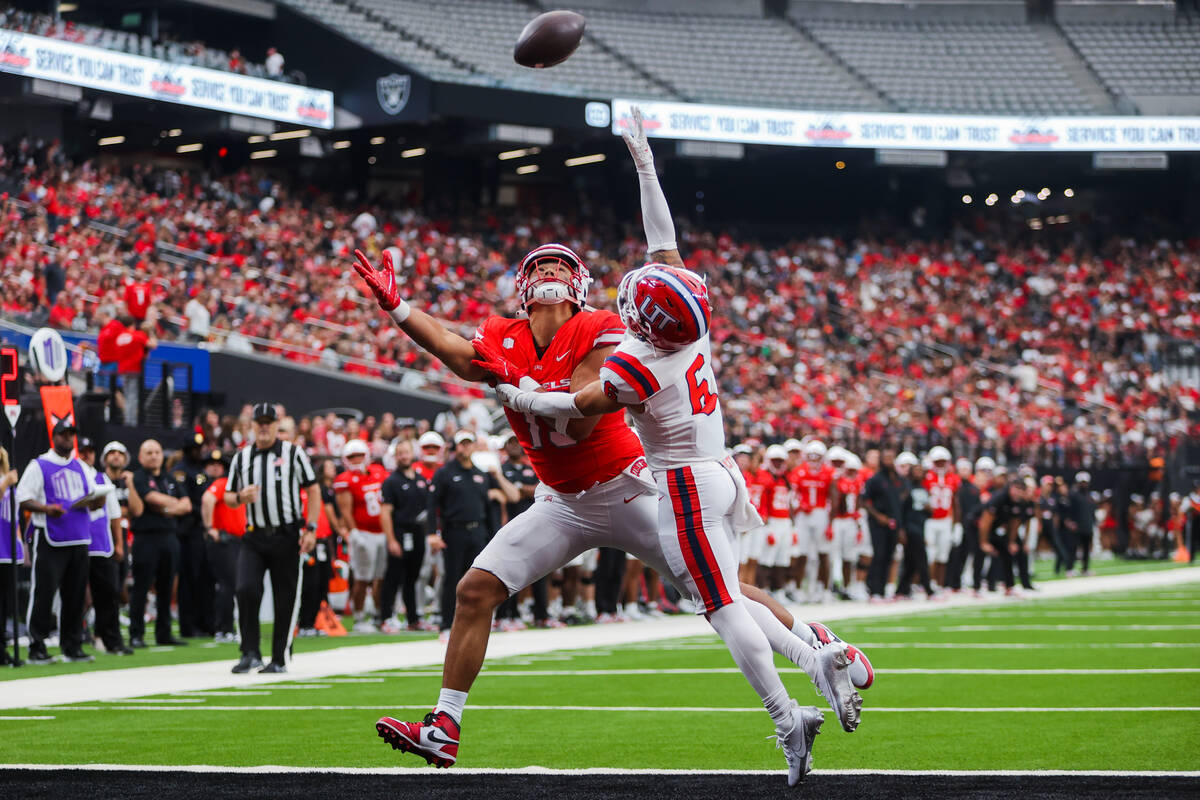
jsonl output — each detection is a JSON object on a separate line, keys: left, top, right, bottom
{"left": 401, "top": 148, "right": 427, "bottom": 158}
{"left": 168, "top": 129, "right": 182, "bottom": 138}
{"left": 835, "top": 160, "right": 846, "bottom": 170}
{"left": 1064, "top": 188, "right": 1075, "bottom": 198}
{"left": 1039, "top": 187, "right": 1051, "bottom": 199}
{"left": 1015, "top": 190, "right": 1026, "bottom": 200}
{"left": 175, "top": 143, "right": 203, "bottom": 154}
{"left": 370, "top": 136, "right": 386, "bottom": 145}
{"left": 332, "top": 140, "right": 351, "bottom": 150}
{"left": 368, "top": 156, "right": 377, "bottom": 165}
{"left": 961, "top": 194, "right": 972, "bottom": 205}
{"left": 250, "top": 149, "right": 277, "bottom": 160}
{"left": 499, "top": 147, "right": 540, "bottom": 160}
{"left": 1010, "top": 195, "right": 1020, "bottom": 205}
{"left": 269, "top": 129, "right": 311, "bottom": 141}
{"left": 58, "top": 3, "right": 78, "bottom": 11}
{"left": 985, "top": 194, "right": 997, "bottom": 206}
{"left": 248, "top": 135, "right": 267, "bottom": 144}
{"left": 564, "top": 153, "right": 606, "bottom": 167}
{"left": 516, "top": 164, "right": 539, "bottom": 175}
{"left": 97, "top": 136, "right": 125, "bottom": 146}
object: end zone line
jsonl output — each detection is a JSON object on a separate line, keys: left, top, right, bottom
{"left": 2, "top": 764, "right": 1198, "bottom": 778}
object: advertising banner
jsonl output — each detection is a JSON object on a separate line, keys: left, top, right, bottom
{"left": 611, "top": 98, "right": 1200, "bottom": 153}
{"left": 0, "top": 29, "right": 334, "bottom": 128}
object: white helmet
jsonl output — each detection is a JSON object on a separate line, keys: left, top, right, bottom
{"left": 765, "top": 444, "right": 788, "bottom": 462}
{"left": 783, "top": 438, "right": 803, "bottom": 453}
{"left": 975, "top": 456, "right": 996, "bottom": 473}
{"left": 896, "top": 451, "right": 919, "bottom": 468}
{"left": 826, "top": 446, "right": 850, "bottom": 464}
{"left": 29, "top": 327, "right": 68, "bottom": 383}
{"left": 844, "top": 453, "right": 863, "bottom": 471}
{"left": 417, "top": 431, "right": 445, "bottom": 449}
{"left": 803, "top": 440, "right": 827, "bottom": 459}
{"left": 342, "top": 439, "right": 370, "bottom": 470}
{"left": 515, "top": 243, "right": 591, "bottom": 313}
{"left": 928, "top": 445, "right": 952, "bottom": 464}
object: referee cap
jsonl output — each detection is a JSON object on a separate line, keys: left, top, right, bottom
{"left": 252, "top": 403, "right": 278, "bottom": 422}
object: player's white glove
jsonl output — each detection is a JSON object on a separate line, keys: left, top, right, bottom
{"left": 622, "top": 106, "right": 655, "bottom": 175}
{"left": 495, "top": 383, "right": 584, "bottom": 420}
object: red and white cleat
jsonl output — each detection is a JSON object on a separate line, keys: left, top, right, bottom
{"left": 809, "top": 621, "right": 874, "bottom": 690}
{"left": 377, "top": 711, "right": 460, "bottom": 768}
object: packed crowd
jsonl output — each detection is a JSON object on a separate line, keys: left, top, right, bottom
{"left": 1, "top": 7, "right": 289, "bottom": 80}
{"left": 2, "top": 142, "right": 1199, "bottom": 473}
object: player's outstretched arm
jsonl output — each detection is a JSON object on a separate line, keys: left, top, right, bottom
{"left": 352, "top": 249, "right": 489, "bottom": 382}
{"left": 623, "top": 106, "right": 683, "bottom": 269}
{"left": 495, "top": 379, "right": 621, "bottom": 421}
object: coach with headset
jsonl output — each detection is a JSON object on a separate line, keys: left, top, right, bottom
{"left": 224, "top": 403, "right": 319, "bottom": 674}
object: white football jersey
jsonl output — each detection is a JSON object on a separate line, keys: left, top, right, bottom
{"left": 598, "top": 335, "right": 726, "bottom": 473}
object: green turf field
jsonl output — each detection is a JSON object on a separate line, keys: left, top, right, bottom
{"left": 2, "top": 579, "right": 1197, "bottom": 771}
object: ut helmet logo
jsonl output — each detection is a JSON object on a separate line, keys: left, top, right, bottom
{"left": 637, "top": 295, "right": 678, "bottom": 331}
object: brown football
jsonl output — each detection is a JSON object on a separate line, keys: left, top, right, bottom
{"left": 514, "top": 10, "right": 586, "bottom": 69}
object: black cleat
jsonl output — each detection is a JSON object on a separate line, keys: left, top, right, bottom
{"left": 231, "top": 653, "right": 264, "bottom": 674}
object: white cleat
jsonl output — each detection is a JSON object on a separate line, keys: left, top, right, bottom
{"left": 773, "top": 702, "right": 824, "bottom": 786}
{"left": 812, "top": 642, "right": 862, "bottom": 732}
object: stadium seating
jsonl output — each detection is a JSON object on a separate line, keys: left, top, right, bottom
{"left": 796, "top": 17, "right": 1107, "bottom": 114}
{"left": 1060, "top": 19, "right": 1200, "bottom": 108}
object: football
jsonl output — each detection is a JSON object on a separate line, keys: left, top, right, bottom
{"left": 514, "top": 10, "right": 586, "bottom": 69}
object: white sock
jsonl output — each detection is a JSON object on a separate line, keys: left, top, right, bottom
{"left": 790, "top": 618, "right": 818, "bottom": 647}
{"left": 708, "top": 600, "right": 792, "bottom": 728}
{"left": 435, "top": 688, "right": 468, "bottom": 726}
{"left": 744, "top": 596, "right": 817, "bottom": 674}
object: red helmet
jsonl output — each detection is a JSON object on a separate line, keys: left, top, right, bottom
{"left": 617, "top": 264, "right": 711, "bottom": 351}
{"left": 515, "top": 243, "right": 591, "bottom": 312}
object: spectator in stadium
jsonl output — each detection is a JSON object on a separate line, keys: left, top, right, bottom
{"left": 862, "top": 448, "right": 902, "bottom": 600}
{"left": 265, "top": 47, "right": 285, "bottom": 78}
{"left": 201, "top": 450, "right": 243, "bottom": 643}
{"left": 380, "top": 439, "right": 431, "bottom": 632}
{"left": 113, "top": 311, "right": 158, "bottom": 426}
{"left": 427, "top": 430, "right": 517, "bottom": 633}
{"left": 184, "top": 289, "right": 211, "bottom": 342}
{"left": 128, "top": 438, "right": 192, "bottom": 649}
{"left": 18, "top": 417, "right": 107, "bottom": 664}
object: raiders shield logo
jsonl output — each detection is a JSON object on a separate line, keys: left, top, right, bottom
{"left": 377, "top": 73, "right": 411, "bottom": 115}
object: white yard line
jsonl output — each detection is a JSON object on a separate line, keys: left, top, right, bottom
{"left": 618, "top": 641, "right": 1200, "bottom": 650}
{"left": 4, "top": 764, "right": 1199, "bottom": 777}
{"left": 1, "top": 566, "right": 1196, "bottom": 711}
{"left": 0, "top": 716, "right": 54, "bottom": 721}
{"left": 375, "top": 667, "right": 1200, "bottom": 677}
{"left": 38, "top": 704, "right": 1200, "bottom": 713}
{"left": 861, "top": 624, "right": 1200, "bottom": 632}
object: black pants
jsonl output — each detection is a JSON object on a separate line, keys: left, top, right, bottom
{"left": 206, "top": 532, "right": 240, "bottom": 635}
{"left": 986, "top": 533, "right": 1016, "bottom": 590}
{"left": 88, "top": 555, "right": 125, "bottom": 650}
{"left": 866, "top": 524, "right": 896, "bottom": 597}
{"left": 971, "top": 529, "right": 993, "bottom": 591}
{"left": 379, "top": 526, "right": 425, "bottom": 625}
{"left": 595, "top": 548, "right": 625, "bottom": 615}
{"left": 896, "top": 529, "right": 933, "bottom": 596}
{"left": 236, "top": 526, "right": 301, "bottom": 665}
{"left": 176, "top": 527, "right": 213, "bottom": 637}
{"left": 299, "top": 538, "right": 333, "bottom": 629}
{"left": 441, "top": 521, "right": 488, "bottom": 632}
{"left": 28, "top": 532, "right": 89, "bottom": 652}
{"left": 1, "top": 563, "right": 16, "bottom": 651}
{"left": 1062, "top": 525, "right": 1093, "bottom": 572}
{"left": 1047, "top": 519, "right": 1069, "bottom": 574}
{"left": 129, "top": 531, "right": 180, "bottom": 643}
{"left": 944, "top": 523, "right": 976, "bottom": 591}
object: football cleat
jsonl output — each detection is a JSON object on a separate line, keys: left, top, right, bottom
{"left": 811, "top": 642, "right": 862, "bottom": 733}
{"left": 809, "top": 621, "right": 874, "bottom": 690}
{"left": 771, "top": 701, "right": 824, "bottom": 786}
{"left": 377, "top": 711, "right": 460, "bottom": 768}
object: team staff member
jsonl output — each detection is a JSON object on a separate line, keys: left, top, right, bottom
{"left": 1064, "top": 472, "right": 1096, "bottom": 575}
{"left": 224, "top": 403, "right": 319, "bottom": 674}
{"left": 1, "top": 446, "right": 22, "bottom": 665}
{"left": 176, "top": 436, "right": 215, "bottom": 639}
{"left": 380, "top": 440, "right": 430, "bottom": 631}
{"left": 78, "top": 438, "right": 132, "bottom": 656}
{"left": 17, "top": 417, "right": 108, "bottom": 664}
{"left": 428, "top": 430, "right": 517, "bottom": 632}
{"left": 862, "top": 448, "right": 903, "bottom": 601}
{"left": 498, "top": 432, "right": 549, "bottom": 625}
{"left": 128, "top": 438, "right": 192, "bottom": 648}
{"left": 100, "top": 441, "right": 142, "bottom": 611}
{"left": 298, "top": 458, "right": 343, "bottom": 635}
{"left": 201, "top": 451, "right": 244, "bottom": 643}
{"left": 977, "top": 480, "right": 1034, "bottom": 594}
{"left": 944, "top": 458, "right": 986, "bottom": 591}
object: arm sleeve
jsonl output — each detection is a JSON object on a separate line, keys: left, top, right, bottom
{"left": 637, "top": 164, "right": 677, "bottom": 254}
{"left": 509, "top": 389, "right": 586, "bottom": 420}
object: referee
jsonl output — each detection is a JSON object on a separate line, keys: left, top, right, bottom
{"left": 224, "top": 403, "right": 319, "bottom": 674}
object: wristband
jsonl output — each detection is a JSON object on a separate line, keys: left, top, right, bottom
{"left": 389, "top": 298, "right": 412, "bottom": 324}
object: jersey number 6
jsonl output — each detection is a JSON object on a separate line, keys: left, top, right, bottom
{"left": 686, "top": 354, "right": 718, "bottom": 416}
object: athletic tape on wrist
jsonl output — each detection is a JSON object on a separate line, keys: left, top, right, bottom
{"left": 389, "top": 298, "right": 412, "bottom": 324}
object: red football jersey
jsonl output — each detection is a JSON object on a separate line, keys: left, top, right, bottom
{"left": 744, "top": 468, "right": 764, "bottom": 516}
{"left": 790, "top": 463, "right": 834, "bottom": 513}
{"left": 758, "top": 470, "right": 793, "bottom": 520}
{"left": 332, "top": 463, "right": 389, "bottom": 533}
{"left": 413, "top": 462, "right": 439, "bottom": 482}
{"left": 473, "top": 310, "right": 640, "bottom": 494}
{"left": 923, "top": 470, "right": 961, "bottom": 519}
{"left": 833, "top": 474, "right": 863, "bottom": 518}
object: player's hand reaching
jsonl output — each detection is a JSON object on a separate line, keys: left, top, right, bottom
{"left": 471, "top": 340, "right": 529, "bottom": 386}
{"left": 621, "top": 105, "right": 654, "bottom": 174}
{"left": 352, "top": 249, "right": 408, "bottom": 319}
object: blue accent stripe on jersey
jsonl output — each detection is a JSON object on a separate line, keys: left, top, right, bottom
{"left": 606, "top": 354, "right": 656, "bottom": 399}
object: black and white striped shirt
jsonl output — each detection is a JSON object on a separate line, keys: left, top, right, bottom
{"left": 227, "top": 439, "right": 316, "bottom": 529}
